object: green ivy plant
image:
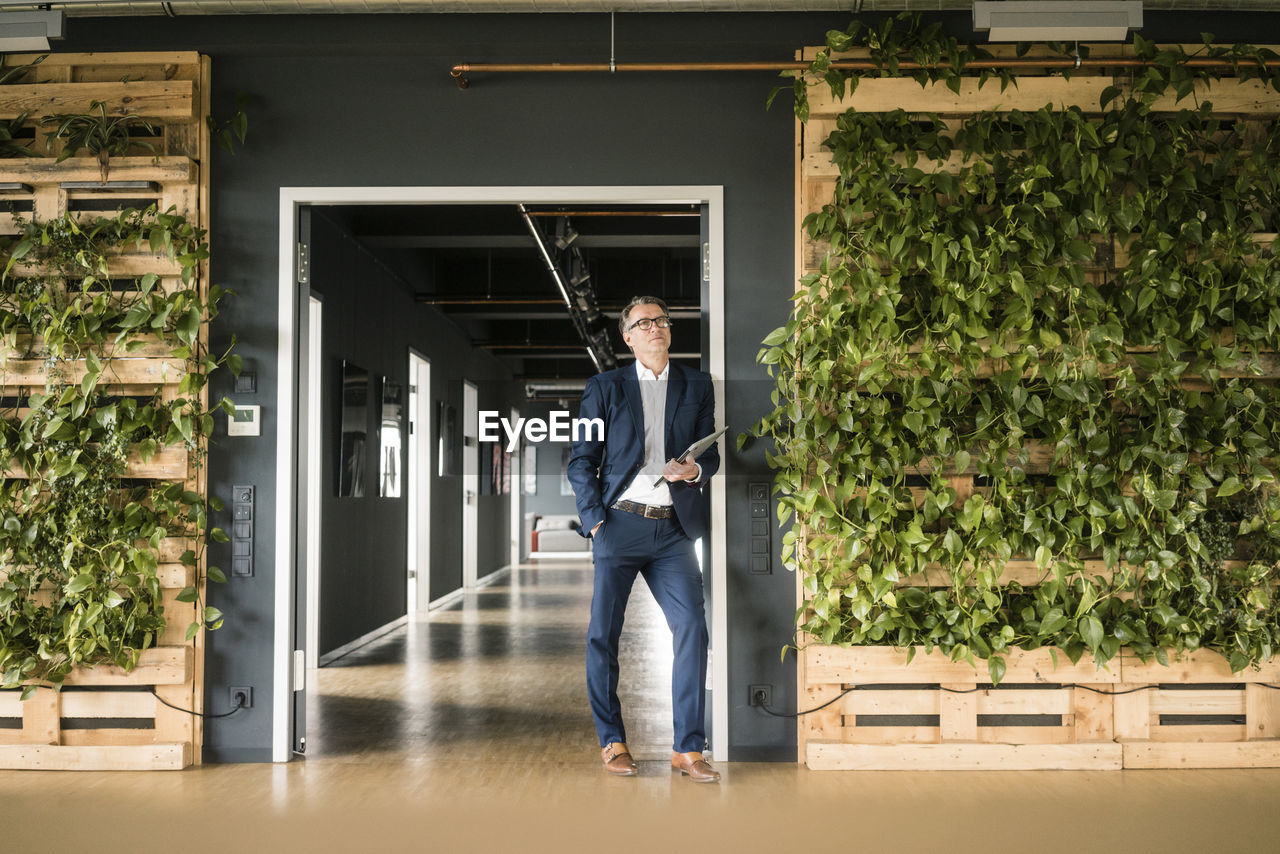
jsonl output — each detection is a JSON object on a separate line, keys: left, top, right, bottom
{"left": 0, "top": 205, "right": 237, "bottom": 695}
{"left": 206, "top": 92, "right": 254, "bottom": 155}
{"left": 752, "top": 15, "right": 1280, "bottom": 683}
{"left": 40, "top": 100, "right": 158, "bottom": 183}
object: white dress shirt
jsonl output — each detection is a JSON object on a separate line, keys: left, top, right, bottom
{"left": 616, "top": 360, "right": 674, "bottom": 506}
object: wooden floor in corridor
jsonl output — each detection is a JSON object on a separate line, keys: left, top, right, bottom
{"left": 4, "top": 559, "right": 1280, "bottom": 853}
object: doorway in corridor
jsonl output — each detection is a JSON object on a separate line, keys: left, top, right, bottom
{"left": 278, "top": 187, "right": 726, "bottom": 764}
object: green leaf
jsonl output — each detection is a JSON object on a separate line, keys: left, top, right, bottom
{"left": 987, "top": 656, "right": 1006, "bottom": 685}
{"left": 1217, "top": 477, "right": 1244, "bottom": 498}
{"left": 67, "top": 574, "right": 94, "bottom": 594}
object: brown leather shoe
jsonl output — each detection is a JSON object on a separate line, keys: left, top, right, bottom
{"left": 671, "top": 751, "right": 720, "bottom": 783}
{"left": 602, "top": 743, "right": 638, "bottom": 776}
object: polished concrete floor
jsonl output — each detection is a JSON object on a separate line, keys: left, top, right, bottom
{"left": 5, "top": 559, "right": 1280, "bottom": 853}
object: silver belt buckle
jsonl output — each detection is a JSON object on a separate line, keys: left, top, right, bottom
{"left": 644, "top": 504, "right": 662, "bottom": 519}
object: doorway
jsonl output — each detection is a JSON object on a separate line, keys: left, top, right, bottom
{"left": 276, "top": 186, "right": 726, "bottom": 763}
{"left": 407, "top": 352, "right": 432, "bottom": 613}
{"left": 462, "top": 380, "right": 479, "bottom": 591}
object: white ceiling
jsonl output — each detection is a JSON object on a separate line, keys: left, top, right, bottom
{"left": 16, "top": 0, "right": 1280, "bottom": 17}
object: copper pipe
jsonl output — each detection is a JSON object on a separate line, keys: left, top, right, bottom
{"left": 523, "top": 210, "right": 698, "bottom": 217}
{"left": 451, "top": 56, "right": 1267, "bottom": 87}
{"left": 416, "top": 298, "right": 566, "bottom": 305}
{"left": 480, "top": 343, "right": 595, "bottom": 350}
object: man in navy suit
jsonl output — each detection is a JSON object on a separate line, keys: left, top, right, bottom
{"left": 567, "top": 295, "right": 721, "bottom": 783}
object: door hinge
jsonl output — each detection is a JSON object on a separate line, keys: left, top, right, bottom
{"left": 702, "top": 241, "right": 710, "bottom": 283}
{"left": 297, "top": 242, "right": 310, "bottom": 285}
{"left": 293, "top": 649, "right": 306, "bottom": 691}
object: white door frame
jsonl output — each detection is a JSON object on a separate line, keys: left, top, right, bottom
{"left": 304, "top": 294, "right": 323, "bottom": 670}
{"left": 407, "top": 351, "right": 432, "bottom": 613}
{"left": 462, "top": 380, "right": 479, "bottom": 590}
{"left": 509, "top": 405, "right": 521, "bottom": 565}
{"left": 276, "top": 186, "right": 727, "bottom": 763}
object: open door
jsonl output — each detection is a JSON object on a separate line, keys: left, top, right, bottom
{"left": 407, "top": 353, "right": 432, "bottom": 611}
{"left": 462, "top": 380, "right": 479, "bottom": 589}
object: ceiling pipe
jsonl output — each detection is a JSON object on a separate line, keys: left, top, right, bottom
{"left": 519, "top": 203, "right": 605, "bottom": 373}
{"left": 451, "top": 55, "right": 1264, "bottom": 88}
{"left": 522, "top": 210, "right": 699, "bottom": 217}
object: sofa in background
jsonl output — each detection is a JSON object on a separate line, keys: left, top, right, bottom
{"left": 527, "top": 513, "right": 592, "bottom": 555}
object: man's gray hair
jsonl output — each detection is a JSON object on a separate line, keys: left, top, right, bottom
{"left": 618, "top": 295, "right": 669, "bottom": 336}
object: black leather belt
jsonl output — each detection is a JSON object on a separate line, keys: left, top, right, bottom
{"left": 610, "top": 500, "right": 674, "bottom": 519}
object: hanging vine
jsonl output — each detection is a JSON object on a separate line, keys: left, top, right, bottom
{"left": 753, "top": 15, "right": 1280, "bottom": 682}
{"left": 0, "top": 205, "right": 236, "bottom": 693}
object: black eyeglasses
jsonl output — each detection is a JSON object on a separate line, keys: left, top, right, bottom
{"left": 627, "top": 316, "right": 673, "bottom": 332}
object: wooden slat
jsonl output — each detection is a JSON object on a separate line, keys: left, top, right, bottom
{"left": 1121, "top": 650, "right": 1280, "bottom": 683}
{"left": 0, "top": 334, "right": 175, "bottom": 361}
{"left": 0, "top": 564, "right": 196, "bottom": 591}
{"left": 152, "top": 683, "right": 193, "bottom": 747}
{"left": 976, "top": 688, "right": 1072, "bottom": 716}
{"left": 58, "top": 645, "right": 191, "bottom": 687}
{"left": 843, "top": 689, "right": 939, "bottom": 716}
{"left": 6, "top": 52, "right": 200, "bottom": 70}
{"left": 802, "top": 683, "right": 845, "bottom": 743}
{"left": 1150, "top": 724, "right": 1246, "bottom": 743}
{"left": 0, "top": 742, "right": 189, "bottom": 770}
{"left": 1123, "top": 741, "right": 1280, "bottom": 769}
{"left": 805, "top": 645, "right": 1119, "bottom": 684}
{"left": 939, "top": 684, "right": 978, "bottom": 741}
{"left": 60, "top": 691, "right": 156, "bottom": 719}
{"left": 0, "top": 691, "right": 23, "bottom": 717}
{"left": 1246, "top": 684, "right": 1279, "bottom": 741}
{"left": 1146, "top": 78, "right": 1280, "bottom": 115}
{"left": 1073, "top": 686, "right": 1115, "bottom": 742}
{"left": 158, "top": 593, "right": 197, "bottom": 646}
{"left": 0, "top": 357, "right": 186, "bottom": 387}
{"left": 808, "top": 741, "right": 1123, "bottom": 770}
{"left": 900, "top": 559, "right": 1114, "bottom": 588}
{"left": 0, "top": 81, "right": 196, "bottom": 121}
{"left": 5, "top": 445, "right": 188, "bottom": 480}
{"left": 1150, "top": 689, "right": 1246, "bottom": 716}
{"left": 844, "top": 725, "right": 938, "bottom": 744}
{"left": 0, "top": 156, "right": 195, "bottom": 185}
{"left": 10, "top": 251, "right": 185, "bottom": 278}
{"left": 977, "top": 725, "right": 1073, "bottom": 745}
{"left": 60, "top": 729, "right": 158, "bottom": 747}
{"left": 808, "top": 76, "right": 1115, "bottom": 118}
{"left": 19, "top": 686, "right": 59, "bottom": 746}
{"left": 1113, "top": 683, "right": 1152, "bottom": 740}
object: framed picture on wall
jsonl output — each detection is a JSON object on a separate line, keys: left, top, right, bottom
{"left": 560, "top": 447, "right": 573, "bottom": 496}
{"left": 437, "top": 401, "right": 458, "bottom": 477}
{"left": 523, "top": 446, "right": 537, "bottom": 495}
{"left": 338, "top": 360, "right": 370, "bottom": 498}
{"left": 379, "top": 377, "right": 403, "bottom": 498}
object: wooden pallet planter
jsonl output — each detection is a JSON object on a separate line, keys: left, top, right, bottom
{"left": 0, "top": 52, "right": 211, "bottom": 771}
{"left": 0, "top": 646, "right": 194, "bottom": 770}
{"left": 802, "top": 645, "right": 1280, "bottom": 770}
{"left": 0, "top": 156, "right": 199, "bottom": 234}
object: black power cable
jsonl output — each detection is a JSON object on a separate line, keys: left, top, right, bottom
{"left": 760, "top": 682, "right": 1280, "bottom": 718}
{"left": 150, "top": 689, "right": 245, "bottom": 719}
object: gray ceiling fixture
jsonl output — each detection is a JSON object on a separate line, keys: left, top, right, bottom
{"left": 973, "top": 1, "right": 1144, "bottom": 42}
{"left": 0, "top": 9, "right": 63, "bottom": 51}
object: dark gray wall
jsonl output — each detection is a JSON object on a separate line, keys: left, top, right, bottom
{"left": 61, "top": 10, "right": 1280, "bottom": 763}
{"left": 309, "top": 212, "right": 517, "bottom": 657}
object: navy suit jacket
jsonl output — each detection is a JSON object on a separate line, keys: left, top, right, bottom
{"left": 567, "top": 361, "right": 719, "bottom": 542}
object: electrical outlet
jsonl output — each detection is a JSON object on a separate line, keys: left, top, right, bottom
{"left": 749, "top": 684, "right": 772, "bottom": 708}
{"left": 230, "top": 686, "right": 253, "bottom": 710}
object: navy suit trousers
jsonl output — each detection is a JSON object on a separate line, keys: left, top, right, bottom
{"left": 586, "top": 507, "right": 708, "bottom": 754}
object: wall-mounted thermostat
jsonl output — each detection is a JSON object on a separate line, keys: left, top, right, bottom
{"left": 228, "top": 404, "right": 261, "bottom": 437}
